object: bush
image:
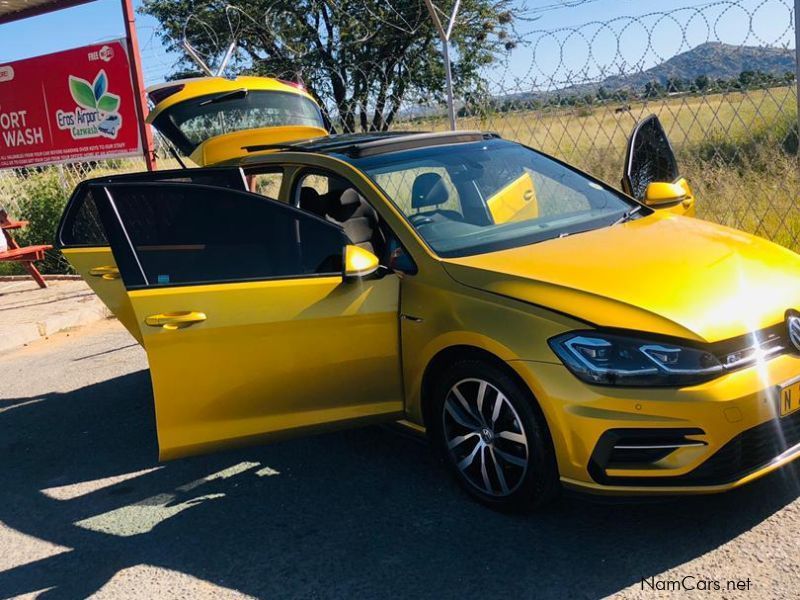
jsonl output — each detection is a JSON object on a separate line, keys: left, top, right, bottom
{"left": 1, "top": 170, "right": 71, "bottom": 275}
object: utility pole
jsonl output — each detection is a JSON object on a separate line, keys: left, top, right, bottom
{"left": 423, "top": 0, "right": 461, "bottom": 131}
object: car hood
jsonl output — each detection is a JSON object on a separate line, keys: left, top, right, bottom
{"left": 442, "top": 213, "right": 800, "bottom": 343}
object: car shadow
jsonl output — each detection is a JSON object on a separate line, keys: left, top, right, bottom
{"left": 0, "top": 371, "right": 798, "bottom": 599}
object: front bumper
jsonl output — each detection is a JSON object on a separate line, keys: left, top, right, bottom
{"left": 510, "top": 353, "right": 800, "bottom": 495}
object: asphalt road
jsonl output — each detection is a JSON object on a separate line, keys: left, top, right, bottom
{"left": 1, "top": 320, "right": 799, "bottom": 599}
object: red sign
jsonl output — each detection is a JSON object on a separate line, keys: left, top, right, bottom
{"left": 0, "top": 40, "right": 142, "bottom": 168}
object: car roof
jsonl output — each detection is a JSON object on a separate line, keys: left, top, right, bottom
{"left": 235, "top": 130, "right": 502, "bottom": 166}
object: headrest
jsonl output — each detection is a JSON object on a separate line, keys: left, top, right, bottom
{"left": 299, "top": 187, "right": 320, "bottom": 203}
{"left": 339, "top": 188, "right": 362, "bottom": 206}
{"left": 411, "top": 173, "right": 448, "bottom": 209}
{"left": 298, "top": 187, "right": 325, "bottom": 217}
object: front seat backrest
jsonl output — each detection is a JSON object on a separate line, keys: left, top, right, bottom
{"left": 326, "top": 188, "right": 379, "bottom": 254}
{"left": 299, "top": 187, "right": 326, "bottom": 217}
{"left": 411, "top": 172, "right": 449, "bottom": 211}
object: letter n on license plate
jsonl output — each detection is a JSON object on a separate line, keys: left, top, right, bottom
{"left": 778, "top": 380, "right": 800, "bottom": 418}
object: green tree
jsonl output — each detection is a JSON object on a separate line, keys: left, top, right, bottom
{"left": 643, "top": 80, "right": 665, "bottom": 98}
{"left": 694, "top": 74, "right": 710, "bottom": 91}
{"left": 140, "top": 0, "right": 520, "bottom": 132}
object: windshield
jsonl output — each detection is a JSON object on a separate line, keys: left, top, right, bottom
{"left": 153, "top": 90, "right": 325, "bottom": 155}
{"left": 350, "top": 139, "right": 640, "bottom": 257}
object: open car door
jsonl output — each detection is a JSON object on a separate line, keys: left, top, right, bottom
{"left": 76, "top": 181, "right": 403, "bottom": 460}
{"left": 58, "top": 168, "right": 247, "bottom": 343}
{"left": 622, "top": 115, "right": 696, "bottom": 217}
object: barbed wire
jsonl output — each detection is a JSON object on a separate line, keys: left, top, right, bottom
{"left": 0, "top": 0, "right": 797, "bottom": 277}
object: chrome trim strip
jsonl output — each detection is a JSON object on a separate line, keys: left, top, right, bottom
{"left": 613, "top": 442, "right": 707, "bottom": 450}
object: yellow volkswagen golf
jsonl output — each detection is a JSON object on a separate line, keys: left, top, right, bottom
{"left": 57, "top": 77, "right": 800, "bottom": 510}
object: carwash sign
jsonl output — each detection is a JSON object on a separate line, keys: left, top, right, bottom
{"left": 0, "top": 40, "right": 141, "bottom": 168}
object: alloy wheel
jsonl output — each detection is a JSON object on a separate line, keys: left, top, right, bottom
{"left": 441, "top": 377, "right": 529, "bottom": 497}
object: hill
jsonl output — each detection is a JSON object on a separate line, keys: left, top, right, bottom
{"left": 599, "top": 41, "right": 795, "bottom": 91}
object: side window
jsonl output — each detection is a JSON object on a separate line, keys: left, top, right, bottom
{"left": 294, "top": 171, "right": 351, "bottom": 217}
{"left": 58, "top": 168, "right": 247, "bottom": 248}
{"left": 100, "top": 183, "right": 346, "bottom": 288}
{"left": 59, "top": 185, "right": 108, "bottom": 247}
{"left": 246, "top": 170, "right": 283, "bottom": 199}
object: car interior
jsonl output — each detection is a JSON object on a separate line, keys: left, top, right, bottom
{"left": 296, "top": 173, "right": 387, "bottom": 260}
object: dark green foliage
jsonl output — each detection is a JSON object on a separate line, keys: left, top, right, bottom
{"left": 2, "top": 171, "right": 71, "bottom": 275}
{"left": 140, "top": 0, "right": 519, "bottom": 132}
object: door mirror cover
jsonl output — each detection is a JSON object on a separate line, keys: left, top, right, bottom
{"left": 644, "top": 182, "right": 687, "bottom": 207}
{"left": 343, "top": 245, "right": 380, "bottom": 279}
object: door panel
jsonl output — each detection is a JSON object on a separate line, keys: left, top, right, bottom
{"left": 622, "top": 114, "right": 695, "bottom": 217}
{"left": 129, "top": 276, "right": 402, "bottom": 459}
{"left": 57, "top": 167, "right": 248, "bottom": 344}
{"left": 486, "top": 172, "right": 540, "bottom": 224}
{"left": 92, "top": 181, "right": 403, "bottom": 459}
{"left": 62, "top": 247, "right": 142, "bottom": 342}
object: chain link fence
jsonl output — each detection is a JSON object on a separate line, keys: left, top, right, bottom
{"left": 1, "top": 0, "right": 798, "bottom": 276}
{"left": 400, "top": 0, "right": 800, "bottom": 249}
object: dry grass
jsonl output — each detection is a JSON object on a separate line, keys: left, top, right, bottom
{"left": 401, "top": 86, "right": 800, "bottom": 251}
{"left": 1, "top": 86, "right": 798, "bottom": 276}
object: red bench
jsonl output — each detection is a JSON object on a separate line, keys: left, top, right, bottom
{"left": 1, "top": 213, "right": 53, "bottom": 289}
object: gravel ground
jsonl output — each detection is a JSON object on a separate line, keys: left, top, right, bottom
{"left": 1, "top": 320, "right": 799, "bottom": 599}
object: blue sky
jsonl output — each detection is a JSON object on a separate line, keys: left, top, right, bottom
{"left": 0, "top": 0, "right": 795, "bottom": 88}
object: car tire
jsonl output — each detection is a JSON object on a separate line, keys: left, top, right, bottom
{"left": 429, "top": 358, "right": 560, "bottom": 511}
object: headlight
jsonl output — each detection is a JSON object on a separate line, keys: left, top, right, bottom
{"left": 548, "top": 331, "right": 724, "bottom": 387}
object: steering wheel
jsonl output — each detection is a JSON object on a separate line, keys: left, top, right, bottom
{"left": 410, "top": 210, "right": 465, "bottom": 226}
{"left": 409, "top": 213, "right": 434, "bottom": 226}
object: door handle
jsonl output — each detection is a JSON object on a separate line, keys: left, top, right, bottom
{"left": 145, "top": 311, "right": 207, "bottom": 330}
{"left": 89, "top": 265, "right": 120, "bottom": 280}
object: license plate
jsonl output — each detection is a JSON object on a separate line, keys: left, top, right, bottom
{"left": 778, "top": 380, "right": 800, "bottom": 418}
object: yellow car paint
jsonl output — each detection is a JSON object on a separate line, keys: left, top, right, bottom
{"left": 485, "top": 172, "right": 539, "bottom": 224}
{"left": 443, "top": 211, "right": 800, "bottom": 343}
{"left": 643, "top": 177, "right": 696, "bottom": 217}
{"left": 60, "top": 139, "right": 800, "bottom": 497}
{"left": 62, "top": 247, "right": 142, "bottom": 343}
{"left": 510, "top": 351, "right": 800, "bottom": 494}
{"left": 129, "top": 273, "right": 403, "bottom": 460}
{"left": 344, "top": 244, "right": 381, "bottom": 277}
{"left": 189, "top": 124, "right": 328, "bottom": 167}
{"left": 644, "top": 181, "right": 687, "bottom": 206}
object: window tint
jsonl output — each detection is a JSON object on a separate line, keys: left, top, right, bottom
{"left": 59, "top": 186, "right": 108, "bottom": 246}
{"left": 104, "top": 183, "right": 346, "bottom": 287}
{"left": 58, "top": 169, "right": 247, "bottom": 248}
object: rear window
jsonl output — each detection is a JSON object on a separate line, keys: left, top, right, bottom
{"left": 153, "top": 90, "right": 325, "bottom": 156}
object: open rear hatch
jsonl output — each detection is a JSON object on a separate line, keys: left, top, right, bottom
{"left": 147, "top": 76, "right": 328, "bottom": 166}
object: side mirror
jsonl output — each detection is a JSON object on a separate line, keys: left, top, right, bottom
{"left": 643, "top": 182, "right": 687, "bottom": 207}
{"left": 343, "top": 244, "right": 380, "bottom": 280}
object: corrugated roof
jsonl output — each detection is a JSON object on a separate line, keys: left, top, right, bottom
{"left": 0, "top": 0, "right": 96, "bottom": 25}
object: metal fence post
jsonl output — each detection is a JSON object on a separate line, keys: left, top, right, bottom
{"left": 424, "top": 0, "right": 460, "bottom": 131}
